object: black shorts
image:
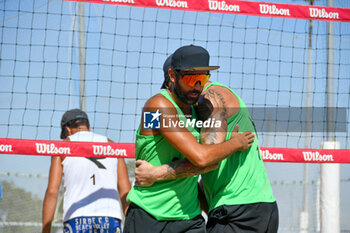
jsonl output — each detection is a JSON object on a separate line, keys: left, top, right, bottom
{"left": 206, "top": 202, "right": 279, "bottom": 233}
{"left": 123, "top": 203, "right": 206, "bottom": 233}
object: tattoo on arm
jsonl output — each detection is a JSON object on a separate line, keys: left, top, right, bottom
{"left": 199, "top": 89, "right": 228, "bottom": 145}
{"left": 162, "top": 158, "right": 217, "bottom": 180}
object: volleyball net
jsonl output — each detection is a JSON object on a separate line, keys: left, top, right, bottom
{"left": 0, "top": 0, "right": 350, "bottom": 232}
{"left": 1, "top": 0, "right": 349, "bottom": 148}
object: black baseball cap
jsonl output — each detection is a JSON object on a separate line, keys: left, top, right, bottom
{"left": 171, "top": 45, "right": 220, "bottom": 71}
{"left": 60, "top": 109, "right": 89, "bottom": 139}
{"left": 161, "top": 54, "right": 173, "bottom": 89}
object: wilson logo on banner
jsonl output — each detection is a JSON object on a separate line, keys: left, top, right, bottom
{"left": 66, "top": 0, "right": 350, "bottom": 22}
{"left": 0, "top": 138, "right": 135, "bottom": 159}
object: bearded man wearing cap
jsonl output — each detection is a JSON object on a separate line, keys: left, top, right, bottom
{"left": 134, "top": 46, "right": 279, "bottom": 232}
{"left": 42, "top": 109, "right": 131, "bottom": 233}
{"left": 123, "top": 45, "right": 255, "bottom": 233}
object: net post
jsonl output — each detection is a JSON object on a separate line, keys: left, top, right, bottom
{"left": 320, "top": 1, "right": 340, "bottom": 232}
{"left": 299, "top": 211, "right": 309, "bottom": 233}
{"left": 78, "top": 2, "right": 86, "bottom": 111}
{"left": 320, "top": 141, "right": 340, "bottom": 233}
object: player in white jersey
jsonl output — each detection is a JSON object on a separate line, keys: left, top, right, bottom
{"left": 42, "top": 109, "right": 131, "bottom": 233}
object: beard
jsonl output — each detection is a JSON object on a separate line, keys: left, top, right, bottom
{"left": 173, "top": 82, "right": 201, "bottom": 105}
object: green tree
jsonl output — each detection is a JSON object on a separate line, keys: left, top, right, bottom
{"left": 0, "top": 180, "right": 43, "bottom": 233}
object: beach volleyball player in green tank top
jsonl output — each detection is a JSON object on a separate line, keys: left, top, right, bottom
{"left": 123, "top": 45, "right": 255, "bottom": 233}
{"left": 134, "top": 52, "right": 279, "bottom": 233}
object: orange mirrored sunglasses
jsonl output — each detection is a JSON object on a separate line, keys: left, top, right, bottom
{"left": 175, "top": 70, "right": 210, "bottom": 87}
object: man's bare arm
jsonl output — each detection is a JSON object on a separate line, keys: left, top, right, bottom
{"left": 117, "top": 158, "right": 131, "bottom": 215}
{"left": 164, "top": 158, "right": 217, "bottom": 179}
{"left": 135, "top": 158, "right": 218, "bottom": 186}
{"left": 197, "top": 88, "right": 228, "bottom": 145}
{"left": 42, "top": 157, "right": 63, "bottom": 233}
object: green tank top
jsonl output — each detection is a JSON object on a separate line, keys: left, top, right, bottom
{"left": 127, "top": 90, "right": 202, "bottom": 220}
{"left": 201, "top": 82, "right": 276, "bottom": 211}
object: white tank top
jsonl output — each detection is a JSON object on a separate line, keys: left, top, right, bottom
{"left": 62, "top": 131, "right": 122, "bottom": 221}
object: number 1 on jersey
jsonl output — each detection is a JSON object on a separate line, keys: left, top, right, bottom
{"left": 90, "top": 174, "right": 96, "bottom": 185}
